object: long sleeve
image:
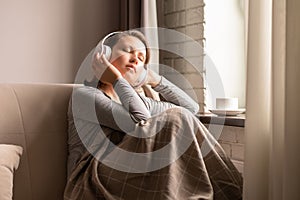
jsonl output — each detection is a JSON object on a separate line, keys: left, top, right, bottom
{"left": 71, "top": 79, "right": 151, "bottom": 133}
{"left": 113, "top": 78, "right": 151, "bottom": 122}
{"left": 71, "top": 76, "right": 199, "bottom": 133}
{"left": 151, "top": 77, "right": 199, "bottom": 114}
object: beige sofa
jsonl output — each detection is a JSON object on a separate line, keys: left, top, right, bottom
{"left": 0, "top": 83, "right": 74, "bottom": 200}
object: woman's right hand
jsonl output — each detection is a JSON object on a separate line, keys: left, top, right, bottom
{"left": 92, "top": 53, "right": 122, "bottom": 85}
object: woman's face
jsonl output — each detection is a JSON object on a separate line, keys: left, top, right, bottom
{"left": 110, "top": 35, "right": 147, "bottom": 86}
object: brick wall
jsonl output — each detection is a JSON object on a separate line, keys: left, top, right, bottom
{"left": 157, "top": 0, "right": 206, "bottom": 113}
{"left": 205, "top": 124, "right": 245, "bottom": 174}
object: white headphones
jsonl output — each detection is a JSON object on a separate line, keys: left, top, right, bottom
{"left": 93, "top": 31, "right": 122, "bottom": 60}
{"left": 94, "top": 31, "right": 148, "bottom": 88}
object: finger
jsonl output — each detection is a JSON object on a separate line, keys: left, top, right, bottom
{"left": 94, "top": 52, "right": 103, "bottom": 64}
{"left": 92, "top": 53, "right": 103, "bottom": 72}
{"left": 101, "top": 54, "right": 111, "bottom": 66}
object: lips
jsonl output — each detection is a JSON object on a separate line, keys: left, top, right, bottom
{"left": 125, "top": 64, "right": 136, "bottom": 72}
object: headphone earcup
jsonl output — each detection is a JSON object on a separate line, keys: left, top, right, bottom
{"left": 102, "top": 45, "right": 112, "bottom": 60}
{"left": 94, "top": 31, "right": 121, "bottom": 61}
{"left": 93, "top": 44, "right": 112, "bottom": 61}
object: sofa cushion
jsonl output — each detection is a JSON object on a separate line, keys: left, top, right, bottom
{"left": 0, "top": 144, "right": 23, "bottom": 200}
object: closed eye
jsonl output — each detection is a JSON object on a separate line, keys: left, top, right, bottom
{"left": 121, "top": 44, "right": 146, "bottom": 62}
{"left": 138, "top": 54, "right": 145, "bottom": 62}
{"left": 123, "top": 47, "right": 131, "bottom": 53}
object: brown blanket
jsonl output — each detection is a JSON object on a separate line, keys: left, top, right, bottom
{"left": 64, "top": 108, "right": 243, "bottom": 200}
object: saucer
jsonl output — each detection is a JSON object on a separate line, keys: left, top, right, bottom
{"left": 209, "top": 108, "right": 246, "bottom": 116}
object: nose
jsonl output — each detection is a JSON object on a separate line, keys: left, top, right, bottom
{"left": 129, "top": 52, "right": 139, "bottom": 65}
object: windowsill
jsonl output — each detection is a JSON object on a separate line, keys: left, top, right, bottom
{"left": 196, "top": 113, "right": 245, "bottom": 127}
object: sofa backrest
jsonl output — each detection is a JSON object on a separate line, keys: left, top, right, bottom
{"left": 0, "top": 83, "right": 73, "bottom": 200}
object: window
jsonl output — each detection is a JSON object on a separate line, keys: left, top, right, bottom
{"left": 204, "top": 0, "right": 246, "bottom": 109}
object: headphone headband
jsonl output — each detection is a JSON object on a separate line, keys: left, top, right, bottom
{"left": 100, "top": 31, "right": 123, "bottom": 47}
{"left": 94, "top": 31, "right": 123, "bottom": 60}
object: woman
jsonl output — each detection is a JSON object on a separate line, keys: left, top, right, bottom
{"left": 64, "top": 30, "right": 243, "bottom": 200}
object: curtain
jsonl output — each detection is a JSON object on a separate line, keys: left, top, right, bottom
{"left": 141, "top": 0, "right": 159, "bottom": 73}
{"left": 244, "top": 0, "right": 300, "bottom": 199}
{"left": 120, "top": 0, "right": 141, "bottom": 30}
{"left": 119, "top": 0, "right": 158, "bottom": 29}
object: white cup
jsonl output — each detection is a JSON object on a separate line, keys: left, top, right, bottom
{"left": 216, "top": 97, "right": 238, "bottom": 110}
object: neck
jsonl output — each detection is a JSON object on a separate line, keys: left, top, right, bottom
{"left": 99, "top": 84, "right": 120, "bottom": 103}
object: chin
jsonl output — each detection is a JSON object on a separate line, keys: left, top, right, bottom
{"left": 123, "top": 74, "right": 136, "bottom": 85}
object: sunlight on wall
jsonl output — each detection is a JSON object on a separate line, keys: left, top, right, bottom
{"left": 205, "top": 0, "right": 246, "bottom": 108}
